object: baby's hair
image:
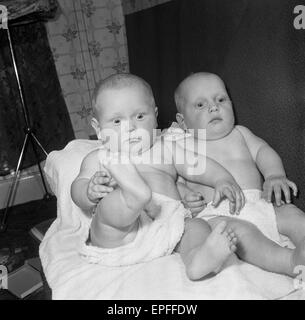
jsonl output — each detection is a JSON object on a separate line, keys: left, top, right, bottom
{"left": 174, "top": 72, "right": 222, "bottom": 113}
{"left": 92, "top": 73, "right": 155, "bottom": 117}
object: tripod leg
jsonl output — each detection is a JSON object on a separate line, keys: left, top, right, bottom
{"left": 0, "top": 133, "right": 29, "bottom": 232}
{"left": 29, "top": 133, "right": 51, "bottom": 199}
{"left": 31, "top": 132, "right": 48, "bottom": 157}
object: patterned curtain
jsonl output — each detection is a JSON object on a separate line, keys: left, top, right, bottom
{"left": 0, "top": 15, "right": 75, "bottom": 176}
{"left": 45, "top": 0, "right": 130, "bottom": 139}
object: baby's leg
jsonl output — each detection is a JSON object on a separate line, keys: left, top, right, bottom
{"left": 91, "top": 158, "right": 151, "bottom": 248}
{"left": 176, "top": 218, "right": 237, "bottom": 280}
{"left": 209, "top": 217, "right": 300, "bottom": 277}
{"left": 275, "top": 204, "right": 305, "bottom": 245}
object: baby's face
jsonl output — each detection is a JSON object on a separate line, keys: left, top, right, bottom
{"left": 92, "top": 85, "right": 158, "bottom": 154}
{"left": 178, "top": 75, "right": 235, "bottom": 140}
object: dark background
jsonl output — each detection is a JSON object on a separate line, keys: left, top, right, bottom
{"left": 0, "top": 21, "right": 75, "bottom": 175}
{"left": 125, "top": 0, "right": 305, "bottom": 209}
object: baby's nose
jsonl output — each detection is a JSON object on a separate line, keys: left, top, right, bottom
{"left": 128, "top": 120, "right": 137, "bottom": 131}
{"left": 208, "top": 104, "right": 219, "bottom": 112}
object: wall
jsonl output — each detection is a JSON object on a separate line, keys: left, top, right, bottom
{"left": 125, "top": 0, "right": 305, "bottom": 209}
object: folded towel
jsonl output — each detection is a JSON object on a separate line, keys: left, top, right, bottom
{"left": 39, "top": 139, "right": 298, "bottom": 300}
{"left": 80, "top": 192, "right": 189, "bottom": 266}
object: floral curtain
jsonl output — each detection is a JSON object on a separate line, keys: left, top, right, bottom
{"left": 45, "top": 0, "right": 129, "bottom": 139}
{"left": 0, "top": 2, "right": 75, "bottom": 176}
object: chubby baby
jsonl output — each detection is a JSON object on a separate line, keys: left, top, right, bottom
{"left": 172, "top": 72, "right": 305, "bottom": 277}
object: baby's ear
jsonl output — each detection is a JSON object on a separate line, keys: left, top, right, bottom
{"left": 176, "top": 113, "right": 185, "bottom": 128}
{"left": 154, "top": 106, "right": 158, "bottom": 117}
{"left": 91, "top": 117, "right": 100, "bottom": 134}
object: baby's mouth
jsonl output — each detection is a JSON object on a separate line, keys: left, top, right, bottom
{"left": 128, "top": 137, "right": 142, "bottom": 144}
{"left": 209, "top": 117, "right": 223, "bottom": 124}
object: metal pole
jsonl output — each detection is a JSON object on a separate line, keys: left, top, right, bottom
{"left": 0, "top": 25, "right": 51, "bottom": 232}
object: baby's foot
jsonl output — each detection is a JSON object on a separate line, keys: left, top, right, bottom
{"left": 291, "top": 238, "right": 305, "bottom": 275}
{"left": 188, "top": 221, "right": 237, "bottom": 280}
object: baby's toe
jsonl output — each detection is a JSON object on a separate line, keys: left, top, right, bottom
{"left": 228, "top": 230, "right": 236, "bottom": 238}
{"left": 231, "top": 236, "right": 238, "bottom": 244}
{"left": 226, "top": 231, "right": 236, "bottom": 241}
{"left": 226, "top": 232, "right": 233, "bottom": 241}
{"left": 214, "top": 221, "right": 227, "bottom": 234}
{"left": 230, "top": 244, "right": 237, "bottom": 252}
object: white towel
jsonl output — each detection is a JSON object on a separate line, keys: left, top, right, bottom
{"left": 39, "top": 139, "right": 299, "bottom": 300}
{"left": 80, "top": 192, "right": 189, "bottom": 266}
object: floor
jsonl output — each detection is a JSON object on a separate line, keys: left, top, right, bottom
{"left": 0, "top": 196, "right": 57, "bottom": 300}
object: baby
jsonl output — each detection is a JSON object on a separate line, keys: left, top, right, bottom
{"left": 71, "top": 73, "right": 244, "bottom": 280}
{"left": 172, "top": 71, "right": 305, "bottom": 277}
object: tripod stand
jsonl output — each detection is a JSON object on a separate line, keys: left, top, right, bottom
{"left": 0, "top": 25, "right": 52, "bottom": 233}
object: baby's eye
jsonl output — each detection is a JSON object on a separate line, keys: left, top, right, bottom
{"left": 196, "top": 102, "right": 205, "bottom": 109}
{"left": 136, "top": 113, "right": 145, "bottom": 120}
{"left": 112, "top": 118, "right": 121, "bottom": 126}
{"left": 217, "top": 96, "right": 228, "bottom": 104}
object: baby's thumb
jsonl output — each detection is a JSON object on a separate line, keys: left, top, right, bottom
{"left": 212, "top": 191, "right": 221, "bottom": 207}
{"left": 185, "top": 192, "right": 202, "bottom": 202}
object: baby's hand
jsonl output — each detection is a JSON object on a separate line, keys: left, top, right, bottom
{"left": 262, "top": 175, "right": 298, "bottom": 206}
{"left": 182, "top": 192, "right": 206, "bottom": 217}
{"left": 87, "top": 171, "right": 115, "bottom": 204}
{"left": 212, "top": 180, "right": 245, "bottom": 215}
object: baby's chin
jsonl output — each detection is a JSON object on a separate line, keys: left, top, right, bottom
{"left": 120, "top": 142, "right": 153, "bottom": 156}
{"left": 206, "top": 126, "right": 234, "bottom": 140}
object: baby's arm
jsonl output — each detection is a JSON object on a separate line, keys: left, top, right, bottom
{"left": 169, "top": 140, "right": 245, "bottom": 214}
{"left": 236, "top": 125, "right": 298, "bottom": 205}
{"left": 71, "top": 150, "right": 114, "bottom": 215}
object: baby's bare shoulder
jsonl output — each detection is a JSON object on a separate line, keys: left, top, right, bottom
{"left": 234, "top": 125, "right": 265, "bottom": 144}
{"left": 235, "top": 125, "right": 252, "bottom": 135}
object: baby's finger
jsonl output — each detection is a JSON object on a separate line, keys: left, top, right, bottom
{"left": 261, "top": 187, "right": 268, "bottom": 201}
{"left": 187, "top": 200, "right": 206, "bottom": 209}
{"left": 91, "top": 191, "right": 109, "bottom": 200}
{"left": 95, "top": 171, "right": 107, "bottom": 176}
{"left": 281, "top": 183, "right": 291, "bottom": 204}
{"left": 93, "top": 185, "right": 113, "bottom": 193}
{"left": 95, "top": 171, "right": 110, "bottom": 179}
{"left": 274, "top": 185, "right": 282, "bottom": 206}
{"left": 265, "top": 186, "right": 273, "bottom": 203}
{"left": 222, "top": 188, "right": 235, "bottom": 204}
{"left": 233, "top": 188, "right": 242, "bottom": 214}
{"left": 212, "top": 190, "right": 221, "bottom": 207}
{"left": 99, "top": 192, "right": 110, "bottom": 198}
{"left": 94, "top": 176, "right": 111, "bottom": 185}
{"left": 240, "top": 190, "right": 246, "bottom": 209}
{"left": 229, "top": 200, "right": 236, "bottom": 215}
{"left": 287, "top": 180, "right": 298, "bottom": 197}
{"left": 185, "top": 192, "right": 203, "bottom": 202}
{"left": 108, "top": 179, "right": 118, "bottom": 187}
